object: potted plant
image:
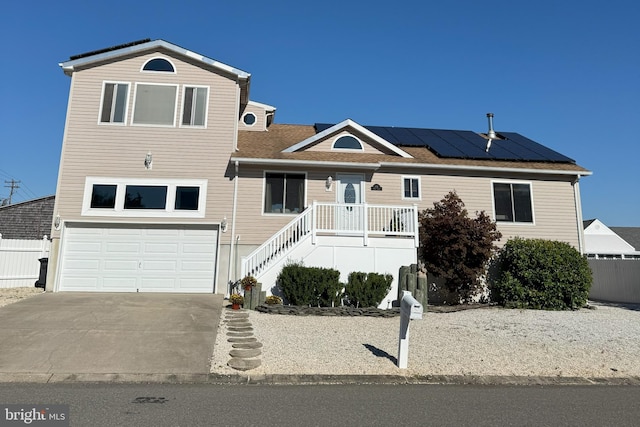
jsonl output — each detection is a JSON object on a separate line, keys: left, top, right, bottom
{"left": 229, "top": 293, "right": 244, "bottom": 310}
{"left": 265, "top": 295, "right": 283, "bottom": 305}
{"left": 240, "top": 275, "right": 258, "bottom": 291}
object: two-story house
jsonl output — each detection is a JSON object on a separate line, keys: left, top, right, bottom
{"left": 48, "top": 39, "right": 591, "bottom": 306}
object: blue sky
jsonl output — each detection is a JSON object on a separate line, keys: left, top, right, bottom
{"left": 1, "top": 0, "right": 638, "bottom": 225}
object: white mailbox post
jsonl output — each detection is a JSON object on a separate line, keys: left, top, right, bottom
{"left": 398, "top": 291, "right": 423, "bottom": 369}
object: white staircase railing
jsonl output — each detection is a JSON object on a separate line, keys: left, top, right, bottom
{"left": 241, "top": 207, "right": 313, "bottom": 278}
{"left": 241, "top": 202, "right": 418, "bottom": 279}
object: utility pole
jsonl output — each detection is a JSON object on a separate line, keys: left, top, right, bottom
{"left": 4, "top": 180, "right": 20, "bottom": 205}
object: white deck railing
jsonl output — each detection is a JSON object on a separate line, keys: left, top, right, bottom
{"left": 241, "top": 202, "right": 418, "bottom": 279}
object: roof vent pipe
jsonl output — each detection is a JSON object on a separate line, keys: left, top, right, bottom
{"left": 486, "top": 113, "right": 497, "bottom": 139}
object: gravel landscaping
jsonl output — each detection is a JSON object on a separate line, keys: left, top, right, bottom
{"left": 0, "top": 287, "right": 44, "bottom": 307}
{"left": 211, "top": 302, "right": 640, "bottom": 379}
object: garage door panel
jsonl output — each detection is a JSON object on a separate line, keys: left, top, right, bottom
{"left": 103, "top": 277, "right": 138, "bottom": 289}
{"left": 143, "top": 260, "right": 178, "bottom": 272}
{"left": 105, "top": 242, "right": 141, "bottom": 255}
{"left": 103, "top": 259, "right": 139, "bottom": 272}
{"left": 144, "top": 243, "right": 179, "bottom": 254}
{"left": 181, "top": 261, "right": 216, "bottom": 272}
{"left": 61, "top": 277, "right": 99, "bottom": 290}
{"left": 60, "top": 224, "right": 218, "bottom": 293}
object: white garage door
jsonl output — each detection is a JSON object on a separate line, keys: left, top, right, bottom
{"left": 59, "top": 223, "right": 218, "bottom": 293}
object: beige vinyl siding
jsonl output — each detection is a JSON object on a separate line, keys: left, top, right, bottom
{"left": 306, "top": 131, "right": 386, "bottom": 154}
{"left": 367, "top": 170, "right": 579, "bottom": 248}
{"left": 239, "top": 104, "right": 269, "bottom": 131}
{"left": 53, "top": 51, "right": 239, "bottom": 247}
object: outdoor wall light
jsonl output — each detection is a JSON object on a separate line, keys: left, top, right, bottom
{"left": 325, "top": 176, "right": 333, "bottom": 191}
{"left": 54, "top": 215, "right": 61, "bottom": 230}
{"left": 221, "top": 217, "right": 228, "bottom": 233}
{"left": 144, "top": 152, "right": 153, "bottom": 170}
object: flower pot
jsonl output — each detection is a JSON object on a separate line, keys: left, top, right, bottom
{"left": 232, "top": 303, "right": 240, "bottom": 310}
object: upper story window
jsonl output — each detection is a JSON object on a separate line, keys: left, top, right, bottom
{"left": 243, "top": 112, "right": 256, "bottom": 126}
{"left": 99, "top": 82, "right": 129, "bottom": 124}
{"left": 181, "top": 86, "right": 208, "bottom": 127}
{"left": 332, "top": 135, "right": 363, "bottom": 150}
{"left": 132, "top": 83, "right": 178, "bottom": 126}
{"left": 493, "top": 181, "right": 534, "bottom": 223}
{"left": 142, "top": 57, "right": 175, "bottom": 73}
{"left": 402, "top": 176, "right": 420, "bottom": 200}
{"left": 83, "top": 178, "right": 207, "bottom": 218}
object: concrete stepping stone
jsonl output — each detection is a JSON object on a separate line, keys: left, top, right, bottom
{"left": 226, "top": 312, "right": 249, "bottom": 318}
{"left": 227, "top": 318, "right": 252, "bottom": 324}
{"left": 228, "top": 326, "right": 253, "bottom": 332}
{"left": 227, "top": 337, "right": 257, "bottom": 343}
{"left": 227, "top": 331, "right": 253, "bottom": 337}
{"left": 228, "top": 357, "right": 261, "bottom": 371}
{"left": 229, "top": 348, "right": 262, "bottom": 358}
{"left": 232, "top": 341, "right": 263, "bottom": 349}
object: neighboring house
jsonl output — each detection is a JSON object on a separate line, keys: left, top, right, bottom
{"left": 0, "top": 196, "right": 54, "bottom": 288}
{"left": 47, "top": 39, "right": 591, "bottom": 305}
{"left": 0, "top": 195, "right": 55, "bottom": 239}
{"left": 583, "top": 219, "right": 640, "bottom": 259}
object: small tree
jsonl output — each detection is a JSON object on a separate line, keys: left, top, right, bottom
{"left": 419, "top": 191, "right": 502, "bottom": 302}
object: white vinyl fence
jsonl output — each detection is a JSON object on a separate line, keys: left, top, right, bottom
{"left": 0, "top": 234, "right": 50, "bottom": 288}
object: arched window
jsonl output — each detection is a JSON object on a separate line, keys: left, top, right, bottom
{"left": 332, "top": 135, "right": 363, "bottom": 150}
{"left": 142, "top": 58, "right": 175, "bottom": 72}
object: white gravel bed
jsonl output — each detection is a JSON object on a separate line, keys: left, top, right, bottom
{"left": 211, "top": 303, "right": 640, "bottom": 378}
{"left": 0, "top": 287, "right": 44, "bottom": 307}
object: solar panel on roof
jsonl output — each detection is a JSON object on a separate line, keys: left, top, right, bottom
{"left": 500, "top": 132, "right": 575, "bottom": 163}
{"left": 312, "top": 123, "right": 574, "bottom": 163}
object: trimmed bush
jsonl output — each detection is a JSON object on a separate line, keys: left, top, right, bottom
{"left": 277, "top": 263, "right": 343, "bottom": 307}
{"left": 345, "top": 272, "right": 393, "bottom": 308}
{"left": 489, "top": 238, "right": 592, "bottom": 310}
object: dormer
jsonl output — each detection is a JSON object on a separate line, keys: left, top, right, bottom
{"left": 239, "top": 100, "right": 277, "bottom": 132}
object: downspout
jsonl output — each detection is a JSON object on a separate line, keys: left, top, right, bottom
{"left": 226, "top": 160, "right": 240, "bottom": 295}
{"left": 572, "top": 175, "right": 585, "bottom": 255}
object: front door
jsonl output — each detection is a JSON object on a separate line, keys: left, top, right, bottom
{"left": 336, "top": 173, "right": 364, "bottom": 232}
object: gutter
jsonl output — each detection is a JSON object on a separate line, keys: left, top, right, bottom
{"left": 227, "top": 161, "right": 240, "bottom": 295}
{"left": 573, "top": 176, "right": 585, "bottom": 254}
{"left": 231, "top": 157, "right": 592, "bottom": 177}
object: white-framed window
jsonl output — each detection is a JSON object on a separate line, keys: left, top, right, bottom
{"left": 141, "top": 57, "right": 176, "bottom": 73}
{"left": 131, "top": 83, "right": 178, "bottom": 126}
{"left": 332, "top": 134, "right": 363, "bottom": 151}
{"left": 99, "top": 82, "right": 129, "bottom": 124}
{"left": 181, "top": 86, "right": 208, "bottom": 127}
{"left": 242, "top": 112, "right": 257, "bottom": 126}
{"left": 82, "top": 177, "right": 207, "bottom": 218}
{"left": 492, "top": 181, "right": 534, "bottom": 223}
{"left": 263, "top": 172, "right": 306, "bottom": 214}
{"left": 402, "top": 176, "right": 421, "bottom": 200}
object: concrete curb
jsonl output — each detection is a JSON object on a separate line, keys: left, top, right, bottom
{"left": 1, "top": 372, "right": 639, "bottom": 386}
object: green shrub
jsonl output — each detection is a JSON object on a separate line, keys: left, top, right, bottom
{"left": 277, "top": 263, "right": 343, "bottom": 307}
{"left": 345, "top": 272, "right": 393, "bottom": 308}
{"left": 489, "top": 238, "right": 592, "bottom": 310}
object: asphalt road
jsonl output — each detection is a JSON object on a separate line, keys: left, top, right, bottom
{"left": 0, "top": 383, "right": 638, "bottom": 426}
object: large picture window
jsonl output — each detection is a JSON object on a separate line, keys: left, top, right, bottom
{"left": 181, "top": 86, "right": 208, "bottom": 127}
{"left": 264, "top": 173, "right": 305, "bottom": 214}
{"left": 493, "top": 182, "right": 533, "bottom": 223}
{"left": 132, "top": 84, "right": 177, "bottom": 126}
{"left": 124, "top": 185, "right": 168, "bottom": 210}
{"left": 90, "top": 184, "right": 117, "bottom": 208}
{"left": 100, "top": 83, "right": 128, "bottom": 124}
{"left": 82, "top": 178, "right": 206, "bottom": 218}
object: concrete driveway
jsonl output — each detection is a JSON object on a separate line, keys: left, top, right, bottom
{"left": 0, "top": 293, "right": 223, "bottom": 381}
